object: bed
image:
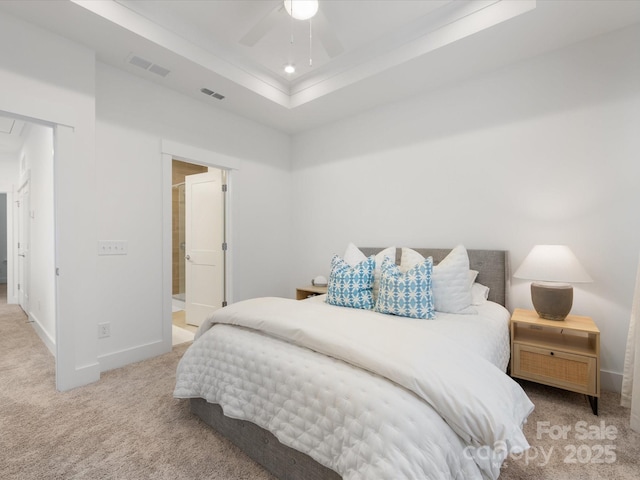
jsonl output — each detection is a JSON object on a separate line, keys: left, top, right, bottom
{"left": 174, "top": 247, "right": 534, "bottom": 480}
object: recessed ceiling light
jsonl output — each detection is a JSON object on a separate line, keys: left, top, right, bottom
{"left": 284, "top": 65, "right": 296, "bottom": 74}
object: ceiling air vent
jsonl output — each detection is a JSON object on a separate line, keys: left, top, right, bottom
{"left": 200, "top": 88, "right": 225, "bottom": 100}
{"left": 148, "top": 64, "right": 170, "bottom": 77}
{"left": 127, "top": 54, "right": 171, "bottom": 78}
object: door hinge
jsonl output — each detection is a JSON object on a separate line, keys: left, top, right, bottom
{"left": 222, "top": 301, "right": 228, "bottom": 307}
{"left": 222, "top": 184, "right": 227, "bottom": 192}
{"left": 17, "top": 283, "right": 20, "bottom": 291}
{"left": 222, "top": 242, "right": 228, "bottom": 251}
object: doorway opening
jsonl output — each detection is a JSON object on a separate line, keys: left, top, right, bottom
{"left": 171, "top": 159, "right": 227, "bottom": 344}
{"left": 0, "top": 115, "right": 55, "bottom": 354}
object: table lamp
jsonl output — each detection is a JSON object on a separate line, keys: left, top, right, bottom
{"left": 513, "top": 245, "right": 592, "bottom": 321}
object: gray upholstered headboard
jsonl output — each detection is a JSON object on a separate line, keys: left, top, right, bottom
{"left": 360, "top": 248, "right": 509, "bottom": 307}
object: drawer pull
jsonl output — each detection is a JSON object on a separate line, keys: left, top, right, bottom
{"left": 550, "top": 351, "right": 554, "bottom": 356}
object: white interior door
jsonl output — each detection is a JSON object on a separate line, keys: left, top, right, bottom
{"left": 17, "top": 180, "right": 30, "bottom": 312}
{"left": 185, "top": 169, "right": 224, "bottom": 327}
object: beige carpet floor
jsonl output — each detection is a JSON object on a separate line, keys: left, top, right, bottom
{"left": 501, "top": 381, "right": 640, "bottom": 479}
{"left": 0, "top": 299, "right": 275, "bottom": 480}
{"left": 1, "top": 294, "right": 639, "bottom": 479}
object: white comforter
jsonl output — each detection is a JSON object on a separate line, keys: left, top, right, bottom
{"left": 174, "top": 297, "right": 534, "bottom": 479}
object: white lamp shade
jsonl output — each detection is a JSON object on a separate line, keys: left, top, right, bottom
{"left": 513, "top": 245, "right": 593, "bottom": 283}
{"left": 284, "top": 0, "right": 319, "bottom": 20}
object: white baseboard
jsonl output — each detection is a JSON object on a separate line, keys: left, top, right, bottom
{"left": 631, "top": 410, "right": 640, "bottom": 433}
{"left": 601, "top": 369, "right": 623, "bottom": 393}
{"left": 97, "top": 338, "right": 172, "bottom": 373}
{"left": 28, "top": 312, "right": 56, "bottom": 357}
{"left": 56, "top": 362, "right": 101, "bottom": 391}
{"left": 26, "top": 312, "right": 103, "bottom": 391}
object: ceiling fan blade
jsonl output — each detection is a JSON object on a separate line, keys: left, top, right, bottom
{"left": 239, "top": 4, "right": 283, "bottom": 47}
{"left": 314, "top": 11, "right": 344, "bottom": 58}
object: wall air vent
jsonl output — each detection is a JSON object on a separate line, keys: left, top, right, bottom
{"left": 200, "top": 88, "right": 225, "bottom": 100}
{"left": 127, "top": 54, "right": 171, "bottom": 78}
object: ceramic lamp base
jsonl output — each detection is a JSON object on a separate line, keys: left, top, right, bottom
{"left": 531, "top": 282, "right": 573, "bottom": 321}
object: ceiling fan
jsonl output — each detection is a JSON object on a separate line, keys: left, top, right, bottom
{"left": 239, "top": 0, "right": 344, "bottom": 59}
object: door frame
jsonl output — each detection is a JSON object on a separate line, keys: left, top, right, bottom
{"left": 0, "top": 107, "right": 89, "bottom": 391}
{"left": 161, "top": 140, "right": 240, "bottom": 348}
{"left": 16, "top": 173, "right": 30, "bottom": 313}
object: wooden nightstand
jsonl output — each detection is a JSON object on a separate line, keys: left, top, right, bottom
{"left": 510, "top": 308, "right": 600, "bottom": 415}
{"left": 296, "top": 285, "right": 328, "bottom": 300}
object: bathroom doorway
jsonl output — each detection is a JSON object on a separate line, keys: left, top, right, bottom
{"left": 171, "top": 159, "right": 226, "bottom": 337}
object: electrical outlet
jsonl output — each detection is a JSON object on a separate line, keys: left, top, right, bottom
{"left": 98, "top": 322, "right": 111, "bottom": 338}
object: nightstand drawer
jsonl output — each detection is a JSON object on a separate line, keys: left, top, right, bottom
{"left": 296, "top": 285, "right": 327, "bottom": 300}
{"left": 512, "top": 343, "right": 597, "bottom": 395}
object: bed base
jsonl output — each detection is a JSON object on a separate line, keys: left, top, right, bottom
{"left": 191, "top": 398, "right": 341, "bottom": 480}
{"left": 189, "top": 248, "right": 509, "bottom": 480}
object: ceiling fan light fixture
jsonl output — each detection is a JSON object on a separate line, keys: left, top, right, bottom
{"left": 284, "top": 0, "right": 318, "bottom": 21}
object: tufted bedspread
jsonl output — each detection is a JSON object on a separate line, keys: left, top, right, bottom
{"left": 174, "top": 296, "right": 534, "bottom": 479}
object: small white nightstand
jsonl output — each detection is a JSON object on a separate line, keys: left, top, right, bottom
{"left": 510, "top": 308, "right": 600, "bottom": 415}
{"left": 296, "top": 285, "right": 328, "bottom": 300}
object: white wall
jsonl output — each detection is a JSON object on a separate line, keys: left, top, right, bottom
{"left": 20, "top": 123, "right": 56, "bottom": 353}
{"left": 0, "top": 154, "right": 18, "bottom": 182}
{"left": 291, "top": 25, "right": 640, "bottom": 392}
{"left": 95, "top": 62, "right": 292, "bottom": 370}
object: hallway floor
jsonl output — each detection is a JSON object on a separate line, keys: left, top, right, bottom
{"left": 171, "top": 297, "right": 196, "bottom": 345}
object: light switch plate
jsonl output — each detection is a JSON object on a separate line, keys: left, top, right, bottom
{"left": 98, "top": 240, "right": 128, "bottom": 255}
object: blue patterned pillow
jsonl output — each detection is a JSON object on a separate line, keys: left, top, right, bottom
{"left": 326, "top": 255, "right": 375, "bottom": 309}
{"left": 375, "top": 256, "right": 435, "bottom": 319}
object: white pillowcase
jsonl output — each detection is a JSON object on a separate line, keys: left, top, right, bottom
{"left": 343, "top": 242, "right": 367, "bottom": 265}
{"left": 471, "top": 282, "right": 490, "bottom": 305}
{"left": 400, "top": 245, "right": 476, "bottom": 314}
{"left": 469, "top": 269, "right": 479, "bottom": 286}
{"left": 343, "top": 243, "right": 395, "bottom": 302}
{"left": 399, "top": 247, "right": 425, "bottom": 273}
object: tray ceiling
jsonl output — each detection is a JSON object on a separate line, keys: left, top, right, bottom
{"left": 0, "top": 0, "right": 639, "bottom": 133}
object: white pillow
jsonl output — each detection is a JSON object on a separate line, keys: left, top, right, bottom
{"left": 343, "top": 243, "right": 395, "bottom": 301}
{"left": 343, "top": 242, "right": 367, "bottom": 265}
{"left": 399, "top": 247, "right": 424, "bottom": 273}
{"left": 469, "top": 269, "right": 479, "bottom": 286}
{"left": 472, "top": 282, "right": 490, "bottom": 305}
{"left": 400, "top": 245, "right": 476, "bottom": 314}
